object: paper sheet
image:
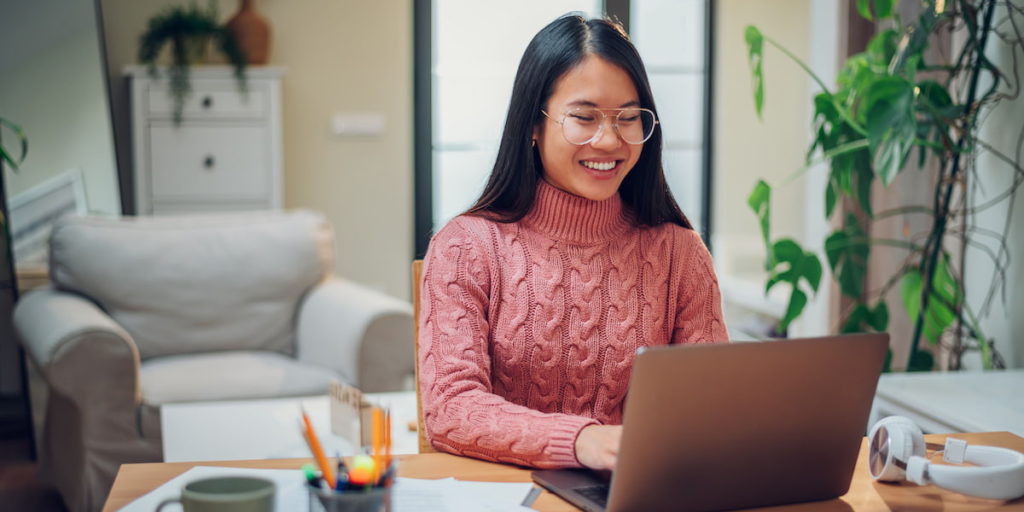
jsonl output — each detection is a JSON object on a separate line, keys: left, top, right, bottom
{"left": 393, "top": 477, "right": 536, "bottom": 512}
{"left": 118, "top": 467, "right": 536, "bottom": 512}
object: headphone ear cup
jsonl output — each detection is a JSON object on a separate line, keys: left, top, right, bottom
{"left": 869, "top": 416, "right": 925, "bottom": 481}
{"left": 889, "top": 416, "right": 926, "bottom": 457}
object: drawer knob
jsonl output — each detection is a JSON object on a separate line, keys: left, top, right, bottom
{"left": 203, "top": 155, "right": 216, "bottom": 169}
{"left": 201, "top": 96, "right": 213, "bottom": 109}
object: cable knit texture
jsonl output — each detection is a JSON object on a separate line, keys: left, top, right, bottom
{"left": 418, "top": 180, "right": 729, "bottom": 468}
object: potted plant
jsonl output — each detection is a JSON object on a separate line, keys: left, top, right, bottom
{"left": 138, "top": 1, "right": 248, "bottom": 124}
{"left": 743, "top": 0, "right": 1022, "bottom": 371}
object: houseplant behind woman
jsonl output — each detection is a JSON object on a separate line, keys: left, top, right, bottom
{"left": 417, "top": 14, "right": 729, "bottom": 471}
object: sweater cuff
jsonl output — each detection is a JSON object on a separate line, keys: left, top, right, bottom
{"left": 547, "top": 415, "right": 601, "bottom": 468}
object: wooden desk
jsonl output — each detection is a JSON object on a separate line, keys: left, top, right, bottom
{"left": 104, "top": 432, "right": 1024, "bottom": 511}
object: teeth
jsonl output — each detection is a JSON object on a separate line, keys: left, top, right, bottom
{"left": 582, "top": 160, "right": 616, "bottom": 171}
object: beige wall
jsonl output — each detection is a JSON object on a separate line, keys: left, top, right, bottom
{"left": 713, "top": 0, "right": 812, "bottom": 279}
{"left": 101, "top": 0, "right": 414, "bottom": 300}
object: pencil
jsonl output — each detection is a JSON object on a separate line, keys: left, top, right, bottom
{"left": 384, "top": 408, "right": 392, "bottom": 466}
{"left": 371, "top": 407, "right": 383, "bottom": 482}
{"left": 300, "top": 408, "right": 336, "bottom": 489}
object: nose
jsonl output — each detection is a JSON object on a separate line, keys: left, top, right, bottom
{"left": 589, "top": 117, "right": 623, "bottom": 150}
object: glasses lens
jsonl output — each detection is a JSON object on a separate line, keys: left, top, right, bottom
{"left": 561, "top": 108, "right": 603, "bottom": 144}
{"left": 616, "top": 108, "right": 656, "bottom": 144}
{"left": 559, "top": 108, "right": 656, "bottom": 145}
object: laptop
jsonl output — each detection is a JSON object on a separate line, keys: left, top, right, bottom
{"left": 532, "top": 333, "right": 889, "bottom": 512}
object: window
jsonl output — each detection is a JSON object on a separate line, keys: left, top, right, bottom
{"left": 415, "top": 1, "right": 713, "bottom": 256}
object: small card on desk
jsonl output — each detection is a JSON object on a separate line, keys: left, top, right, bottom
{"left": 330, "top": 381, "right": 363, "bottom": 446}
{"left": 329, "top": 380, "right": 379, "bottom": 448}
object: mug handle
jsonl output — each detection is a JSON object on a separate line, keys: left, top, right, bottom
{"left": 155, "top": 497, "right": 181, "bottom": 511}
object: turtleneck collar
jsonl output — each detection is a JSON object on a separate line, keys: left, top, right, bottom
{"left": 522, "top": 179, "right": 632, "bottom": 244}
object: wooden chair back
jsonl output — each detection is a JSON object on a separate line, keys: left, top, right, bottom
{"left": 412, "top": 260, "right": 435, "bottom": 453}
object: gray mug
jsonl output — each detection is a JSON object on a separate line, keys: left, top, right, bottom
{"left": 156, "top": 476, "right": 275, "bottom": 512}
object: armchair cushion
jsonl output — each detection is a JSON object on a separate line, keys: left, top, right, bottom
{"left": 140, "top": 351, "right": 338, "bottom": 405}
{"left": 48, "top": 211, "right": 333, "bottom": 359}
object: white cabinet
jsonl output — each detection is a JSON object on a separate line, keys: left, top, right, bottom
{"left": 126, "top": 66, "right": 284, "bottom": 214}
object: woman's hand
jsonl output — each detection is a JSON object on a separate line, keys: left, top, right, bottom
{"left": 574, "top": 424, "right": 622, "bottom": 470}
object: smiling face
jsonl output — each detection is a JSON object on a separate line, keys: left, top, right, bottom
{"left": 534, "top": 55, "right": 644, "bottom": 201}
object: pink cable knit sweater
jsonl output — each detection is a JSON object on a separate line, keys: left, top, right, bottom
{"left": 418, "top": 180, "right": 729, "bottom": 468}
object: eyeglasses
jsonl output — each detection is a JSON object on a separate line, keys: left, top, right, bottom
{"left": 541, "top": 107, "right": 658, "bottom": 145}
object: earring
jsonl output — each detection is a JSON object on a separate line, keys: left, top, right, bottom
{"left": 531, "top": 139, "right": 537, "bottom": 147}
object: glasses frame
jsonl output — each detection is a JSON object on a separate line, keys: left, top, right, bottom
{"left": 541, "top": 107, "right": 659, "bottom": 146}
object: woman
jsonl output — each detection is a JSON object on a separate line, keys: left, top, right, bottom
{"left": 418, "top": 14, "right": 728, "bottom": 471}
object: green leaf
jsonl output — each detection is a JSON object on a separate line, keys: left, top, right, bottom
{"left": 841, "top": 303, "right": 871, "bottom": 333}
{"left": 803, "top": 252, "right": 823, "bottom": 293}
{"left": 857, "top": 0, "right": 895, "bottom": 21}
{"left": 867, "top": 29, "right": 900, "bottom": 64}
{"left": 853, "top": 162, "right": 875, "bottom": 217}
{"left": 840, "top": 300, "right": 887, "bottom": 333}
{"left": 824, "top": 215, "right": 869, "bottom": 298}
{"left": 864, "top": 77, "right": 916, "bottom": 185}
{"left": 744, "top": 25, "right": 765, "bottom": 119}
{"left": 901, "top": 255, "right": 961, "bottom": 345}
{"left": 0, "top": 117, "right": 28, "bottom": 171}
{"left": 907, "top": 349, "right": 934, "bottom": 372}
{"left": 856, "top": 0, "right": 874, "bottom": 20}
{"left": 780, "top": 288, "right": 808, "bottom": 333}
{"left": 747, "top": 180, "right": 771, "bottom": 248}
{"left": 901, "top": 269, "right": 923, "bottom": 321}
{"left": 882, "top": 348, "right": 893, "bottom": 373}
{"left": 870, "top": 301, "right": 890, "bottom": 332}
{"left": 825, "top": 180, "right": 838, "bottom": 219}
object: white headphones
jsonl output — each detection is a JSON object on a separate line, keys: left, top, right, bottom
{"left": 868, "top": 416, "right": 1024, "bottom": 501}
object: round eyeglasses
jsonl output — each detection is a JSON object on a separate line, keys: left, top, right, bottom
{"left": 541, "top": 107, "right": 658, "bottom": 145}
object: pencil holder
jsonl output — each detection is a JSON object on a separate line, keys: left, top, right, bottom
{"left": 307, "top": 485, "right": 391, "bottom": 512}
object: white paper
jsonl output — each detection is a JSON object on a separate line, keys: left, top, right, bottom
{"left": 392, "top": 477, "right": 535, "bottom": 512}
{"left": 116, "top": 466, "right": 307, "bottom": 512}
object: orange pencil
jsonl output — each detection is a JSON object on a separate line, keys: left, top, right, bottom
{"left": 301, "top": 408, "right": 336, "bottom": 489}
{"left": 380, "top": 407, "right": 387, "bottom": 468}
{"left": 371, "top": 407, "right": 383, "bottom": 482}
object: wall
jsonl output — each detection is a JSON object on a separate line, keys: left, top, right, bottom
{"left": 713, "top": 0, "right": 817, "bottom": 336}
{"left": 101, "top": 0, "right": 414, "bottom": 300}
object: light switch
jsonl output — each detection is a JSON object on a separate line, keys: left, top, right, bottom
{"left": 330, "top": 112, "right": 386, "bottom": 136}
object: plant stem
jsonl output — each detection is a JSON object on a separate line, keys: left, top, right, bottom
{"left": 910, "top": 0, "right": 997, "bottom": 370}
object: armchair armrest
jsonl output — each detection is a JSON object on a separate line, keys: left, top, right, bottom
{"left": 13, "top": 287, "right": 141, "bottom": 401}
{"left": 296, "top": 278, "right": 414, "bottom": 392}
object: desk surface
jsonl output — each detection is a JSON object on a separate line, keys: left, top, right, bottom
{"left": 105, "top": 432, "right": 1024, "bottom": 511}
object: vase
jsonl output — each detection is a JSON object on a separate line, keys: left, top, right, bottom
{"left": 225, "top": 0, "right": 271, "bottom": 65}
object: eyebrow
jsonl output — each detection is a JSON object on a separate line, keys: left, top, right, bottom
{"left": 566, "top": 99, "right": 641, "bottom": 108}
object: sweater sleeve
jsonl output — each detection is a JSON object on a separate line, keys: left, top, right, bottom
{"left": 671, "top": 229, "right": 730, "bottom": 345}
{"left": 418, "top": 219, "right": 598, "bottom": 468}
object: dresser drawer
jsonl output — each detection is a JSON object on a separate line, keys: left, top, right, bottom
{"left": 148, "top": 124, "right": 270, "bottom": 200}
{"left": 147, "top": 81, "right": 267, "bottom": 119}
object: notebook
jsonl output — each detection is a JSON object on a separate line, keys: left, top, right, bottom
{"left": 532, "top": 333, "right": 889, "bottom": 512}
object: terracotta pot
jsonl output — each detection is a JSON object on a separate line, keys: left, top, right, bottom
{"left": 225, "top": 0, "right": 271, "bottom": 65}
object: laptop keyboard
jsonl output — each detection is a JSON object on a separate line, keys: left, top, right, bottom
{"left": 574, "top": 484, "right": 610, "bottom": 507}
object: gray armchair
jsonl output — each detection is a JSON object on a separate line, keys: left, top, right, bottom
{"left": 13, "top": 210, "right": 414, "bottom": 512}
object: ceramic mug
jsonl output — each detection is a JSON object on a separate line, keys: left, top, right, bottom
{"left": 155, "top": 476, "right": 275, "bottom": 512}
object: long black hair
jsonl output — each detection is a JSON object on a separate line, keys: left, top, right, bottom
{"left": 465, "top": 14, "right": 692, "bottom": 230}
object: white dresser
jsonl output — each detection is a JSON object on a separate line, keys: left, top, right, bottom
{"left": 126, "top": 66, "right": 284, "bottom": 215}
